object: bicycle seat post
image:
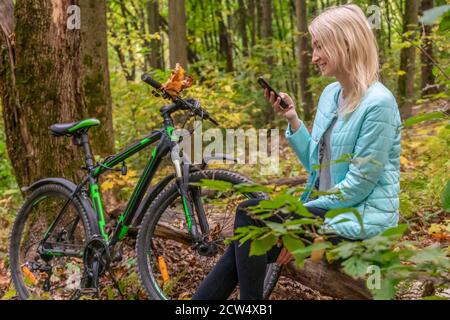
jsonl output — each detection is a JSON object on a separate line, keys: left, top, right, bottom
{"left": 78, "top": 133, "right": 94, "bottom": 172}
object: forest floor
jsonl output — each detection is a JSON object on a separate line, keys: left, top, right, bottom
{"left": 0, "top": 100, "right": 448, "bottom": 300}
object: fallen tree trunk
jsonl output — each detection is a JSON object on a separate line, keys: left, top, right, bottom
{"left": 262, "top": 176, "right": 307, "bottom": 187}
{"left": 282, "top": 259, "right": 372, "bottom": 300}
{"left": 147, "top": 223, "right": 372, "bottom": 299}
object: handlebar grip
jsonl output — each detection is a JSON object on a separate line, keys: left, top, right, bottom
{"left": 142, "top": 73, "right": 162, "bottom": 90}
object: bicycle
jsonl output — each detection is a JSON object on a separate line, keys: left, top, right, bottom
{"left": 9, "top": 74, "right": 281, "bottom": 300}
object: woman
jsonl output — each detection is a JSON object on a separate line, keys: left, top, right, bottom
{"left": 193, "top": 4, "right": 401, "bottom": 300}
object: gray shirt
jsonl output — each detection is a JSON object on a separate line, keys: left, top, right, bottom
{"left": 318, "top": 91, "right": 344, "bottom": 191}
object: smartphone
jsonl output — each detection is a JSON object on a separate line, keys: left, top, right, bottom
{"left": 257, "top": 77, "right": 289, "bottom": 109}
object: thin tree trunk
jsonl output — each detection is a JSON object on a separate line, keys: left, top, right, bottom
{"left": 0, "top": 0, "right": 87, "bottom": 188}
{"left": 261, "top": 0, "right": 274, "bottom": 66}
{"left": 146, "top": 0, "right": 163, "bottom": 70}
{"left": 168, "top": 0, "right": 188, "bottom": 69}
{"left": 420, "top": 0, "right": 437, "bottom": 96}
{"left": 80, "top": 0, "right": 115, "bottom": 157}
{"left": 216, "top": 1, "right": 233, "bottom": 72}
{"left": 397, "top": 0, "right": 419, "bottom": 118}
{"left": 296, "top": 0, "right": 314, "bottom": 121}
{"left": 238, "top": 0, "right": 249, "bottom": 57}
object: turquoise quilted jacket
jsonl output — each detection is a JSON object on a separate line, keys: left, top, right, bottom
{"left": 285, "top": 81, "right": 402, "bottom": 240}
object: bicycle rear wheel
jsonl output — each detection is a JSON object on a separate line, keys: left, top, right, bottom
{"left": 136, "top": 169, "right": 281, "bottom": 300}
{"left": 9, "top": 183, "right": 93, "bottom": 299}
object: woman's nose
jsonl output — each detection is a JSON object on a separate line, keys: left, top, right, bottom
{"left": 312, "top": 53, "right": 319, "bottom": 64}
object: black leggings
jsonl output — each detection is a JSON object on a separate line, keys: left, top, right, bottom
{"left": 192, "top": 198, "right": 332, "bottom": 300}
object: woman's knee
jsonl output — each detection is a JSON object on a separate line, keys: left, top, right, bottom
{"left": 234, "top": 199, "right": 263, "bottom": 229}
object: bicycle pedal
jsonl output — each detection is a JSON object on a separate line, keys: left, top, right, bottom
{"left": 79, "top": 287, "right": 99, "bottom": 297}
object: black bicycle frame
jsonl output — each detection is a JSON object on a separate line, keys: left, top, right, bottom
{"left": 41, "top": 103, "right": 209, "bottom": 257}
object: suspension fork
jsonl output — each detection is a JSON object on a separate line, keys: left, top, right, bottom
{"left": 171, "top": 144, "right": 203, "bottom": 242}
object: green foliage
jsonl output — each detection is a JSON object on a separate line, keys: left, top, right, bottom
{"left": 402, "top": 111, "right": 448, "bottom": 127}
{"left": 196, "top": 178, "right": 450, "bottom": 300}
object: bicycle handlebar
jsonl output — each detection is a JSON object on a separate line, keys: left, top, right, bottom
{"left": 141, "top": 73, "right": 219, "bottom": 127}
{"left": 142, "top": 73, "right": 162, "bottom": 90}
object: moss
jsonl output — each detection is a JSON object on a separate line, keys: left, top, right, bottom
{"left": 83, "top": 55, "right": 93, "bottom": 68}
{"left": 84, "top": 73, "right": 106, "bottom": 106}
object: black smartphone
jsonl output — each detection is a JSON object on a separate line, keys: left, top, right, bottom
{"left": 257, "top": 77, "right": 289, "bottom": 109}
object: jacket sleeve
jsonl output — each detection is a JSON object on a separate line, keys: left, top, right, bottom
{"left": 285, "top": 121, "right": 312, "bottom": 173}
{"left": 304, "top": 103, "right": 399, "bottom": 210}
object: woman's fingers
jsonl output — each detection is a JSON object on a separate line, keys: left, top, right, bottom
{"left": 276, "top": 247, "right": 294, "bottom": 266}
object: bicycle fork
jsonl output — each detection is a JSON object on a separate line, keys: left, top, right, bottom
{"left": 171, "top": 144, "right": 218, "bottom": 257}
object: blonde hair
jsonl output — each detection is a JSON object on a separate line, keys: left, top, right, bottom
{"left": 308, "top": 4, "right": 379, "bottom": 115}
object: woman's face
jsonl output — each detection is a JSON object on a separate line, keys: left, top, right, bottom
{"left": 311, "top": 39, "right": 337, "bottom": 77}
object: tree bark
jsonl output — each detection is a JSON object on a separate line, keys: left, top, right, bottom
{"left": 238, "top": 0, "right": 249, "bottom": 57}
{"left": 0, "top": 0, "right": 88, "bottom": 188}
{"left": 398, "top": 0, "right": 419, "bottom": 118}
{"left": 146, "top": 0, "right": 163, "bottom": 70}
{"left": 216, "top": 2, "right": 233, "bottom": 72}
{"left": 420, "top": 0, "right": 437, "bottom": 96}
{"left": 168, "top": 0, "right": 188, "bottom": 69}
{"left": 283, "top": 260, "right": 372, "bottom": 300}
{"left": 296, "top": 0, "right": 314, "bottom": 121}
{"left": 261, "top": 0, "right": 274, "bottom": 66}
{"left": 80, "top": 0, "right": 115, "bottom": 157}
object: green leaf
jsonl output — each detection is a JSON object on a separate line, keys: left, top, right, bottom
{"left": 192, "top": 179, "right": 233, "bottom": 192}
{"left": 330, "top": 241, "right": 360, "bottom": 259}
{"left": 402, "top": 111, "right": 447, "bottom": 128}
{"left": 442, "top": 180, "right": 450, "bottom": 212}
{"left": 292, "top": 242, "right": 331, "bottom": 256}
{"left": 372, "top": 278, "right": 398, "bottom": 300}
{"left": 249, "top": 234, "right": 278, "bottom": 256}
{"left": 265, "top": 221, "right": 287, "bottom": 234}
{"left": 325, "top": 208, "right": 364, "bottom": 230}
{"left": 419, "top": 5, "right": 450, "bottom": 25}
{"left": 341, "top": 256, "right": 372, "bottom": 278}
{"left": 381, "top": 224, "right": 408, "bottom": 237}
{"left": 281, "top": 234, "right": 304, "bottom": 252}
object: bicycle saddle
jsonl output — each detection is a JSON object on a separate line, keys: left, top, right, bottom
{"left": 49, "top": 118, "right": 100, "bottom": 136}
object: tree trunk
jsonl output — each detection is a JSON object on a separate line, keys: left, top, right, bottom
{"left": 146, "top": 0, "right": 163, "bottom": 70}
{"left": 136, "top": 220, "right": 373, "bottom": 300}
{"left": 168, "top": 0, "right": 188, "bottom": 69}
{"left": 283, "top": 260, "right": 372, "bottom": 300}
{"left": 0, "top": 0, "right": 88, "bottom": 188}
{"left": 80, "top": 0, "right": 115, "bottom": 157}
{"left": 420, "top": 0, "right": 437, "bottom": 96}
{"left": 216, "top": 2, "right": 233, "bottom": 72}
{"left": 296, "top": 0, "right": 314, "bottom": 121}
{"left": 261, "top": 0, "right": 273, "bottom": 39}
{"left": 238, "top": 0, "right": 249, "bottom": 57}
{"left": 398, "top": 0, "right": 419, "bottom": 118}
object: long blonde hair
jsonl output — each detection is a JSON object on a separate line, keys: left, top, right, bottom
{"left": 308, "top": 4, "right": 379, "bottom": 115}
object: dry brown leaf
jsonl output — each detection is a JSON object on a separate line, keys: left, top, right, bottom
{"left": 310, "top": 236, "right": 325, "bottom": 263}
{"left": 162, "top": 63, "right": 193, "bottom": 97}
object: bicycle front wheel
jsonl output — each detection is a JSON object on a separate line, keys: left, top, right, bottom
{"left": 136, "top": 169, "right": 280, "bottom": 300}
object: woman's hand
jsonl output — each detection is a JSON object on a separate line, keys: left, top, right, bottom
{"left": 264, "top": 89, "right": 301, "bottom": 132}
{"left": 275, "top": 242, "right": 294, "bottom": 266}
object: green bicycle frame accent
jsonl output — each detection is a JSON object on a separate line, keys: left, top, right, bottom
{"left": 86, "top": 130, "right": 170, "bottom": 246}
{"left": 181, "top": 196, "right": 193, "bottom": 232}
{"left": 90, "top": 183, "right": 108, "bottom": 241}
